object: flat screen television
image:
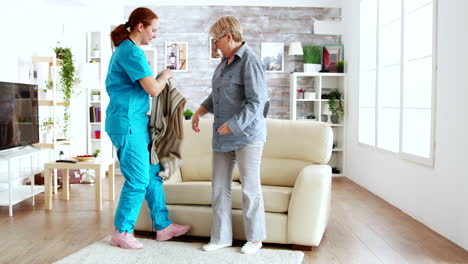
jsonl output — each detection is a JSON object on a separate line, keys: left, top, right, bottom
{"left": 0, "top": 81, "right": 39, "bottom": 151}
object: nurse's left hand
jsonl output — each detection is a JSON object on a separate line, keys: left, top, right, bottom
{"left": 217, "top": 122, "right": 232, "bottom": 134}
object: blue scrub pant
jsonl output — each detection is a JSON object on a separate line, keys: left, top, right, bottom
{"left": 108, "top": 131, "right": 172, "bottom": 233}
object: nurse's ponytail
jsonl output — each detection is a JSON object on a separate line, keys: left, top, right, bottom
{"left": 111, "top": 7, "right": 158, "bottom": 47}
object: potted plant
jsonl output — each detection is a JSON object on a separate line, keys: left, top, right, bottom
{"left": 91, "top": 91, "right": 100, "bottom": 101}
{"left": 336, "top": 60, "right": 344, "bottom": 73}
{"left": 59, "top": 151, "right": 65, "bottom": 160}
{"left": 183, "top": 109, "right": 194, "bottom": 120}
{"left": 93, "top": 149, "right": 101, "bottom": 158}
{"left": 327, "top": 89, "right": 344, "bottom": 123}
{"left": 303, "top": 45, "right": 322, "bottom": 72}
{"left": 40, "top": 117, "right": 54, "bottom": 143}
{"left": 39, "top": 80, "right": 54, "bottom": 100}
{"left": 52, "top": 42, "right": 79, "bottom": 138}
{"left": 92, "top": 44, "right": 100, "bottom": 58}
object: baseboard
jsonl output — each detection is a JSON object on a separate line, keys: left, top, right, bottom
{"left": 291, "top": 244, "right": 313, "bottom": 251}
{"left": 134, "top": 230, "right": 155, "bottom": 237}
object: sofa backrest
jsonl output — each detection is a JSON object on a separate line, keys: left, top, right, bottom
{"left": 261, "top": 119, "right": 333, "bottom": 186}
{"left": 180, "top": 119, "right": 333, "bottom": 187}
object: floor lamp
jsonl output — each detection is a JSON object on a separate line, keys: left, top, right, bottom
{"left": 288, "top": 42, "right": 303, "bottom": 73}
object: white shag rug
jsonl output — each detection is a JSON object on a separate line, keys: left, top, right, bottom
{"left": 54, "top": 236, "right": 304, "bottom": 264}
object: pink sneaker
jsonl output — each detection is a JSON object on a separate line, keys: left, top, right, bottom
{"left": 156, "top": 223, "right": 192, "bottom": 241}
{"left": 110, "top": 231, "right": 143, "bottom": 249}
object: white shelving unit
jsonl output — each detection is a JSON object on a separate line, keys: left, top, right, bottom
{"left": 84, "top": 31, "right": 112, "bottom": 159}
{"left": 0, "top": 146, "right": 51, "bottom": 216}
{"left": 87, "top": 81, "right": 103, "bottom": 156}
{"left": 29, "top": 56, "right": 72, "bottom": 159}
{"left": 290, "top": 72, "right": 346, "bottom": 176}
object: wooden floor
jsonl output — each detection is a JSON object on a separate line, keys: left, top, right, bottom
{"left": 1, "top": 176, "right": 467, "bottom": 264}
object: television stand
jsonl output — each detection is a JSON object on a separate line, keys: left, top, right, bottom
{"left": 0, "top": 146, "right": 52, "bottom": 216}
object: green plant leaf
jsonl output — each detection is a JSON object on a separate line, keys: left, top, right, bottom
{"left": 183, "top": 109, "right": 193, "bottom": 117}
{"left": 52, "top": 43, "right": 80, "bottom": 137}
{"left": 327, "top": 89, "right": 344, "bottom": 121}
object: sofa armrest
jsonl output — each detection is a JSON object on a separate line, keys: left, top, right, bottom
{"left": 287, "top": 165, "right": 332, "bottom": 246}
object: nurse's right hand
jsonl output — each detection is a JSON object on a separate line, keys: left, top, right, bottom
{"left": 160, "top": 69, "right": 174, "bottom": 80}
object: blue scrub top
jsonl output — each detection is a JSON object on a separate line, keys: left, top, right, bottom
{"left": 105, "top": 40, "right": 153, "bottom": 135}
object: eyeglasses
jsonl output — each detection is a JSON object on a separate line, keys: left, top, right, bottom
{"left": 213, "top": 33, "right": 227, "bottom": 46}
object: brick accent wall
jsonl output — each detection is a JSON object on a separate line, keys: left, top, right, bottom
{"left": 125, "top": 5, "right": 341, "bottom": 119}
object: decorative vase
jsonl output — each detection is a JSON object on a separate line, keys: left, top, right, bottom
{"left": 304, "top": 63, "right": 321, "bottom": 73}
{"left": 92, "top": 50, "right": 100, "bottom": 58}
{"left": 322, "top": 102, "right": 333, "bottom": 124}
{"left": 304, "top": 92, "right": 316, "bottom": 100}
{"left": 94, "top": 130, "right": 101, "bottom": 139}
{"left": 331, "top": 115, "right": 340, "bottom": 124}
{"left": 42, "top": 132, "right": 53, "bottom": 143}
{"left": 39, "top": 90, "right": 53, "bottom": 100}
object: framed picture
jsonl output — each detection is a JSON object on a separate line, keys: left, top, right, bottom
{"left": 165, "top": 42, "right": 188, "bottom": 71}
{"left": 322, "top": 44, "right": 344, "bottom": 72}
{"left": 143, "top": 49, "right": 157, "bottom": 77}
{"left": 261, "top": 42, "right": 284, "bottom": 72}
{"left": 210, "top": 37, "right": 222, "bottom": 60}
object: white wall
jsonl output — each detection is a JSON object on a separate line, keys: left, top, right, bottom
{"left": 342, "top": 0, "right": 468, "bottom": 250}
{"left": 0, "top": 0, "right": 124, "bottom": 159}
{"left": 1, "top": 0, "right": 125, "bottom": 81}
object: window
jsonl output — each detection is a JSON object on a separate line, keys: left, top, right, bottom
{"left": 359, "top": 0, "right": 436, "bottom": 165}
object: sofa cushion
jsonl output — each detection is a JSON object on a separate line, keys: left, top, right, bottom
{"left": 164, "top": 181, "right": 292, "bottom": 213}
{"left": 180, "top": 119, "right": 240, "bottom": 182}
{"left": 263, "top": 119, "right": 332, "bottom": 164}
{"left": 260, "top": 158, "right": 313, "bottom": 187}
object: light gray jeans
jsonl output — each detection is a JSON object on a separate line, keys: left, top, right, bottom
{"left": 210, "top": 142, "right": 266, "bottom": 244}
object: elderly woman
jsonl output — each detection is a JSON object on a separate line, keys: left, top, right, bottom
{"left": 191, "top": 16, "right": 268, "bottom": 254}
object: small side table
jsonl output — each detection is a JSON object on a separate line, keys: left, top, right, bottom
{"left": 43, "top": 158, "right": 115, "bottom": 211}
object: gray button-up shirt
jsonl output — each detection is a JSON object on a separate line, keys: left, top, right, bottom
{"left": 201, "top": 43, "right": 268, "bottom": 152}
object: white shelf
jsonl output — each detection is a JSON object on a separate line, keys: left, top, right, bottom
{"left": 290, "top": 73, "right": 346, "bottom": 176}
{"left": 296, "top": 99, "right": 320, "bottom": 102}
{"left": 83, "top": 31, "right": 112, "bottom": 160}
{"left": 0, "top": 146, "right": 43, "bottom": 159}
{"left": 292, "top": 72, "right": 345, "bottom": 77}
{"left": 0, "top": 186, "right": 44, "bottom": 206}
{"left": 0, "top": 147, "right": 51, "bottom": 216}
{"left": 0, "top": 174, "right": 37, "bottom": 183}
{"left": 31, "top": 55, "right": 72, "bottom": 159}
{"left": 85, "top": 31, "right": 108, "bottom": 157}
{"left": 38, "top": 100, "right": 67, "bottom": 106}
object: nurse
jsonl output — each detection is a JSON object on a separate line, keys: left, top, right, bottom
{"left": 106, "top": 7, "right": 191, "bottom": 250}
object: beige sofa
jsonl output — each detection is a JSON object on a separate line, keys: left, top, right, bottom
{"left": 136, "top": 119, "right": 333, "bottom": 247}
